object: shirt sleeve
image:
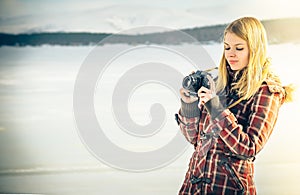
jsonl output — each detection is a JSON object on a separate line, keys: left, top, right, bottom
{"left": 177, "top": 100, "right": 201, "bottom": 145}
{"left": 211, "top": 84, "right": 283, "bottom": 158}
{"left": 177, "top": 113, "right": 200, "bottom": 145}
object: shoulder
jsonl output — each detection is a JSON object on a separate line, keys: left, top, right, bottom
{"left": 259, "top": 77, "right": 285, "bottom": 104}
{"left": 262, "top": 77, "right": 285, "bottom": 94}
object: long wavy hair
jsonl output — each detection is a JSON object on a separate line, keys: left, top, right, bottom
{"left": 216, "top": 16, "right": 294, "bottom": 102}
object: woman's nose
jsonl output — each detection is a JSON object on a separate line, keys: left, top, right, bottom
{"left": 228, "top": 50, "right": 236, "bottom": 57}
{"left": 229, "top": 51, "right": 235, "bottom": 57}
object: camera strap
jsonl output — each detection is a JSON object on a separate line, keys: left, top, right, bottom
{"left": 227, "top": 97, "right": 244, "bottom": 109}
{"left": 204, "top": 67, "right": 218, "bottom": 72}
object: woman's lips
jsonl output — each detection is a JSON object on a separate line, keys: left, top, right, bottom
{"left": 229, "top": 60, "right": 238, "bottom": 64}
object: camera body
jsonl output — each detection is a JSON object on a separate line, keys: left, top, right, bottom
{"left": 182, "top": 70, "right": 212, "bottom": 96}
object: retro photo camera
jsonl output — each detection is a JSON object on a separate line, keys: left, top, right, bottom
{"left": 182, "top": 70, "right": 213, "bottom": 97}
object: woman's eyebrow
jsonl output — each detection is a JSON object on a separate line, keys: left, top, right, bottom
{"left": 224, "top": 42, "right": 245, "bottom": 46}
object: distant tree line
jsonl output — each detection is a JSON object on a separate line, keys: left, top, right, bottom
{"left": 0, "top": 18, "right": 299, "bottom": 46}
{"left": 0, "top": 32, "right": 110, "bottom": 46}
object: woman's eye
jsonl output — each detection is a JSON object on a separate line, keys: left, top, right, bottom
{"left": 225, "top": 47, "right": 230, "bottom": 50}
{"left": 236, "top": 48, "right": 244, "bottom": 51}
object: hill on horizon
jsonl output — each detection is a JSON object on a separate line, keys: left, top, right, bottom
{"left": 0, "top": 17, "right": 299, "bottom": 46}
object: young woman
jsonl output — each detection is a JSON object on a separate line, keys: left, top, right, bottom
{"left": 176, "top": 17, "right": 294, "bottom": 194}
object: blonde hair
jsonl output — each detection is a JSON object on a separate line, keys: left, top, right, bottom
{"left": 216, "top": 16, "right": 294, "bottom": 103}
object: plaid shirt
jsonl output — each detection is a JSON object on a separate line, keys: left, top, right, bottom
{"left": 177, "top": 79, "right": 285, "bottom": 195}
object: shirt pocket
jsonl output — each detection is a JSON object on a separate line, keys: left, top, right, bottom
{"left": 220, "top": 160, "right": 245, "bottom": 193}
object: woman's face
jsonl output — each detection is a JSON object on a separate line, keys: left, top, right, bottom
{"left": 224, "top": 32, "right": 249, "bottom": 71}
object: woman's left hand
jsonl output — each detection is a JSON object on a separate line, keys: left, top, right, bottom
{"left": 198, "top": 86, "right": 216, "bottom": 105}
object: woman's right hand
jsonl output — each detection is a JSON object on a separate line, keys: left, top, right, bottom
{"left": 180, "top": 88, "right": 199, "bottom": 103}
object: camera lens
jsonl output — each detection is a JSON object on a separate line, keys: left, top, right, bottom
{"left": 182, "top": 76, "right": 192, "bottom": 90}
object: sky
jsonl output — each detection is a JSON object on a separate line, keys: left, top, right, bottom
{"left": 0, "top": 0, "right": 300, "bottom": 33}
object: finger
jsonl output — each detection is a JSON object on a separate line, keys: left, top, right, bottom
{"left": 200, "top": 96, "right": 208, "bottom": 104}
{"left": 189, "top": 71, "right": 195, "bottom": 76}
{"left": 199, "top": 86, "right": 210, "bottom": 93}
{"left": 180, "top": 88, "right": 190, "bottom": 97}
{"left": 198, "top": 87, "right": 209, "bottom": 97}
{"left": 183, "top": 92, "right": 190, "bottom": 97}
{"left": 180, "top": 88, "right": 187, "bottom": 95}
{"left": 198, "top": 92, "right": 206, "bottom": 98}
{"left": 199, "top": 97, "right": 205, "bottom": 105}
{"left": 206, "top": 74, "right": 216, "bottom": 95}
